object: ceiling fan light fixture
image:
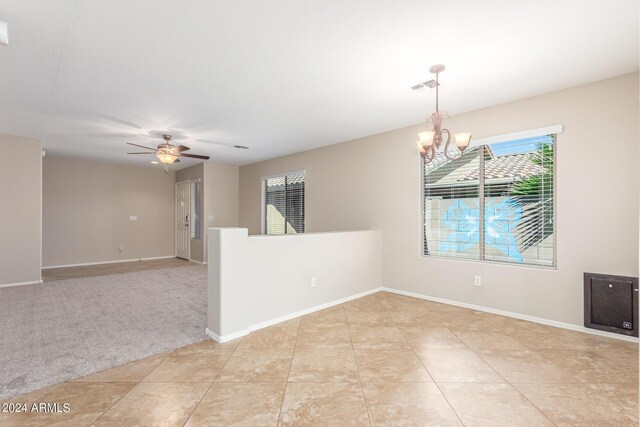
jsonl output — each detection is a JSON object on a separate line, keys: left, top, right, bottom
{"left": 127, "top": 133, "right": 209, "bottom": 163}
{"left": 156, "top": 152, "right": 177, "bottom": 164}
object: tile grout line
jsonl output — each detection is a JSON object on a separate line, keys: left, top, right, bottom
{"left": 448, "top": 329, "right": 559, "bottom": 427}
{"left": 344, "top": 304, "right": 373, "bottom": 427}
{"left": 87, "top": 384, "right": 138, "bottom": 425}
{"left": 275, "top": 317, "right": 302, "bottom": 425}
{"left": 495, "top": 326, "right": 639, "bottom": 424}
{"left": 8, "top": 292, "right": 637, "bottom": 425}
{"left": 401, "top": 326, "right": 466, "bottom": 427}
{"left": 89, "top": 350, "right": 175, "bottom": 426}
{"left": 181, "top": 338, "right": 246, "bottom": 427}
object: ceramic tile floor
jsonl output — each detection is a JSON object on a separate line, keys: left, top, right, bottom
{"left": 1, "top": 291, "right": 637, "bottom": 426}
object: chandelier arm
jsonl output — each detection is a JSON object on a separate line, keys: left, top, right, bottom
{"left": 420, "top": 142, "right": 436, "bottom": 164}
{"left": 442, "top": 128, "right": 452, "bottom": 154}
{"left": 444, "top": 150, "right": 461, "bottom": 161}
{"left": 428, "top": 143, "right": 436, "bottom": 162}
{"left": 442, "top": 129, "right": 461, "bottom": 161}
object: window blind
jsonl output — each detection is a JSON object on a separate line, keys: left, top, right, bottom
{"left": 423, "top": 147, "right": 481, "bottom": 259}
{"left": 265, "top": 171, "right": 305, "bottom": 234}
{"left": 423, "top": 134, "right": 556, "bottom": 267}
{"left": 483, "top": 136, "right": 555, "bottom": 266}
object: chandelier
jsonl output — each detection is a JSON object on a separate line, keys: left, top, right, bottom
{"left": 416, "top": 64, "right": 472, "bottom": 163}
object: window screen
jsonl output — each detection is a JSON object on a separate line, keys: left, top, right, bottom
{"left": 423, "top": 135, "right": 555, "bottom": 267}
{"left": 265, "top": 171, "right": 305, "bottom": 234}
{"left": 191, "top": 179, "right": 202, "bottom": 240}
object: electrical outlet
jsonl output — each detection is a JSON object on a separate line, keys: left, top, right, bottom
{"left": 119, "top": 246, "right": 124, "bottom": 252}
{"left": 474, "top": 275, "right": 482, "bottom": 287}
{"left": 311, "top": 277, "right": 317, "bottom": 288}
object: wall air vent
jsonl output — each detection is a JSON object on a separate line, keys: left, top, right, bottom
{"left": 423, "top": 79, "right": 438, "bottom": 88}
{"left": 410, "top": 79, "right": 438, "bottom": 91}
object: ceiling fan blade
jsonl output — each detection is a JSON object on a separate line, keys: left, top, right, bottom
{"left": 127, "top": 152, "right": 155, "bottom": 154}
{"left": 176, "top": 145, "right": 191, "bottom": 152}
{"left": 126, "top": 142, "right": 157, "bottom": 150}
{"left": 178, "top": 153, "right": 210, "bottom": 160}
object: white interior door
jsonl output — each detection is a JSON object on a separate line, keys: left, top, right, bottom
{"left": 176, "top": 181, "right": 190, "bottom": 260}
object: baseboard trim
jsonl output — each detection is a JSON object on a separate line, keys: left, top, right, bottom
{"left": 189, "top": 259, "right": 208, "bottom": 265}
{"left": 42, "top": 255, "right": 177, "bottom": 270}
{"left": 204, "top": 287, "right": 384, "bottom": 342}
{"left": 381, "top": 287, "right": 639, "bottom": 343}
{"left": 0, "top": 279, "right": 43, "bottom": 289}
{"left": 205, "top": 327, "right": 249, "bottom": 343}
{"left": 248, "top": 287, "right": 384, "bottom": 333}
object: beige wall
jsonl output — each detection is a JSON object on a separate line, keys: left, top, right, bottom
{"left": 43, "top": 158, "right": 176, "bottom": 267}
{"left": 207, "top": 229, "right": 382, "bottom": 340}
{"left": 0, "top": 134, "right": 42, "bottom": 285}
{"left": 175, "top": 161, "right": 240, "bottom": 262}
{"left": 239, "top": 73, "right": 639, "bottom": 326}
{"left": 246, "top": 230, "right": 382, "bottom": 327}
{"left": 203, "top": 162, "right": 240, "bottom": 261}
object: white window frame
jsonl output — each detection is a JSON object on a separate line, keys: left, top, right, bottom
{"left": 260, "top": 169, "right": 306, "bottom": 235}
{"left": 419, "top": 125, "right": 562, "bottom": 269}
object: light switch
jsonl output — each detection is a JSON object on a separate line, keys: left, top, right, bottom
{"left": 129, "top": 215, "right": 138, "bottom": 221}
{"left": 208, "top": 214, "right": 215, "bottom": 221}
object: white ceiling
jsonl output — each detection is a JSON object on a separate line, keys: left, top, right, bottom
{"left": 0, "top": 0, "right": 637, "bottom": 168}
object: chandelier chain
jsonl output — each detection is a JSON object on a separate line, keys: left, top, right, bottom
{"left": 435, "top": 72, "right": 440, "bottom": 113}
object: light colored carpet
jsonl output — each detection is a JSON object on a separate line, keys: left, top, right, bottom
{"left": 0, "top": 265, "right": 208, "bottom": 399}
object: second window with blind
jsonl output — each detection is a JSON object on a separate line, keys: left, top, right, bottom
{"left": 422, "top": 134, "right": 556, "bottom": 267}
{"left": 264, "top": 171, "right": 305, "bottom": 235}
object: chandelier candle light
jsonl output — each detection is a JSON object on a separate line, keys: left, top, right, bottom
{"left": 416, "top": 64, "right": 472, "bottom": 163}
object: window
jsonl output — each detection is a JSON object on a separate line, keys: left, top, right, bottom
{"left": 191, "top": 179, "right": 202, "bottom": 240}
{"left": 264, "top": 171, "right": 305, "bottom": 234}
{"left": 422, "top": 134, "right": 555, "bottom": 267}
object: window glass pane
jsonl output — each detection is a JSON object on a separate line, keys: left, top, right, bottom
{"left": 423, "top": 148, "right": 481, "bottom": 259}
{"left": 265, "top": 176, "right": 286, "bottom": 235}
{"left": 191, "top": 180, "right": 201, "bottom": 240}
{"left": 285, "top": 172, "right": 305, "bottom": 234}
{"left": 483, "top": 135, "right": 555, "bottom": 266}
{"left": 265, "top": 172, "right": 306, "bottom": 235}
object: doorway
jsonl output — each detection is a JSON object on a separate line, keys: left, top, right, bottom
{"left": 176, "top": 181, "right": 190, "bottom": 260}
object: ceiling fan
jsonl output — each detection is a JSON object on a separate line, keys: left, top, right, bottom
{"left": 126, "top": 134, "right": 210, "bottom": 165}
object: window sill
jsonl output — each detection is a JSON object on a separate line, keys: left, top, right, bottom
{"left": 419, "top": 253, "right": 557, "bottom": 270}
